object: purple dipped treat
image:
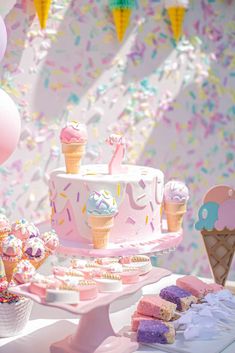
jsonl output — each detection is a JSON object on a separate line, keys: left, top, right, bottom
{"left": 160, "top": 285, "right": 197, "bottom": 311}
{"left": 137, "top": 320, "right": 175, "bottom": 344}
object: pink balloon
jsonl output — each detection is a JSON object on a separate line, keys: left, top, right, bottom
{"left": 0, "top": 89, "right": 21, "bottom": 165}
{"left": 0, "top": 16, "right": 7, "bottom": 62}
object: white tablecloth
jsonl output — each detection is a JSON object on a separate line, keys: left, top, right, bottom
{"left": 0, "top": 273, "right": 234, "bottom": 353}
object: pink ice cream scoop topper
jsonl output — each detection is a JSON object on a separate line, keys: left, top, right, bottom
{"left": 60, "top": 121, "right": 88, "bottom": 144}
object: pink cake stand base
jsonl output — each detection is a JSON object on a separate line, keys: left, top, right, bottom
{"left": 50, "top": 305, "right": 138, "bottom": 353}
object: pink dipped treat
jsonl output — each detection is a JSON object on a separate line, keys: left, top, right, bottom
{"left": 137, "top": 295, "right": 176, "bottom": 321}
{"left": 29, "top": 274, "right": 60, "bottom": 297}
{"left": 175, "top": 275, "right": 222, "bottom": 298}
{"left": 119, "top": 269, "right": 140, "bottom": 284}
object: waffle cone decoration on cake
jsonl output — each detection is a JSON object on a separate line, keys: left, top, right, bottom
{"left": 88, "top": 215, "right": 114, "bottom": 249}
{"left": 195, "top": 185, "right": 235, "bottom": 286}
{"left": 164, "top": 202, "right": 186, "bottom": 232}
{"left": 164, "top": 180, "right": 189, "bottom": 232}
{"left": 109, "top": 0, "right": 135, "bottom": 42}
{"left": 87, "top": 189, "right": 118, "bottom": 249}
{"left": 165, "top": 0, "right": 189, "bottom": 41}
{"left": 34, "top": 0, "right": 52, "bottom": 29}
{"left": 60, "top": 121, "right": 88, "bottom": 174}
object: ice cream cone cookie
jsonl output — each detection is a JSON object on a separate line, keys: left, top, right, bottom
{"left": 164, "top": 180, "right": 189, "bottom": 232}
{"left": 34, "top": 0, "right": 52, "bottom": 30}
{"left": 60, "top": 121, "right": 88, "bottom": 174}
{"left": 0, "top": 256, "right": 8, "bottom": 291}
{"left": 40, "top": 229, "right": 59, "bottom": 255}
{"left": 11, "top": 219, "right": 40, "bottom": 243}
{"left": 195, "top": 185, "right": 235, "bottom": 286}
{"left": 165, "top": 0, "right": 189, "bottom": 41}
{"left": 0, "top": 215, "right": 11, "bottom": 251}
{"left": 13, "top": 260, "right": 36, "bottom": 284}
{"left": 2, "top": 235, "right": 22, "bottom": 283}
{"left": 109, "top": 0, "right": 135, "bottom": 42}
{"left": 87, "top": 189, "right": 118, "bottom": 249}
{"left": 23, "top": 237, "right": 46, "bottom": 269}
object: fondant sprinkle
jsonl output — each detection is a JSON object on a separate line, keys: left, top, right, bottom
{"left": 77, "top": 192, "right": 80, "bottom": 202}
{"left": 137, "top": 193, "right": 146, "bottom": 201}
{"left": 139, "top": 179, "right": 146, "bottom": 189}
{"left": 63, "top": 183, "right": 71, "bottom": 191}
{"left": 145, "top": 216, "right": 149, "bottom": 224}
{"left": 150, "top": 201, "right": 154, "bottom": 212}
{"left": 59, "top": 219, "right": 65, "bottom": 225}
{"left": 82, "top": 205, "right": 86, "bottom": 214}
{"left": 126, "top": 217, "right": 136, "bottom": 225}
{"left": 150, "top": 222, "right": 155, "bottom": 232}
{"left": 117, "top": 183, "right": 121, "bottom": 196}
{"left": 59, "top": 192, "right": 67, "bottom": 198}
{"left": 67, "top": 208, "right": 71, "bottom": 222}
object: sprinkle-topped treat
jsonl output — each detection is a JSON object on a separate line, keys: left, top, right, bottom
{"left": 176, "top": 275, "right": 223, "bottom": 298}
{"left": 160, "top": 285, "right": 197, "bottom": 311}
{"left": 137, "top": 295, "right": 176, "bottom": 321}
{"left": 137, "top": 320, "right": 175, "bottom": 344}
{"left": 13, "top": 260, "right": 36, "bottom": 284}
{"left": 0, "top": 215, "right": 11, "bottom": 249}
{"left": 40, "top": 230, "right": 59, "bottom": 254}
{"left": 60, "top": 121, "right": 88, "bottom": 174}
{"left": 11, "top": 219, "right": 39, "bottom": 242}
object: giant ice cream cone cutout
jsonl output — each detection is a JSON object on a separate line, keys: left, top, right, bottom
{"left": 109, "top": 0, "right": 135, "bottom": 42}
{"left": 195, "top": 185, "right": 235, "bottom": 286}
{"left": 165, "top": 0, "right": 189, "bottom": 41}
{"left": 34, "top": 0, "right": 52, "bottom": 29}
{"left": 87, "top": 190, "right": 118, "bottom": 249}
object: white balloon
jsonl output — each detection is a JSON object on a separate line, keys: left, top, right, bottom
{"left": 0, "top": 0, "right": 16, "bottom": 18}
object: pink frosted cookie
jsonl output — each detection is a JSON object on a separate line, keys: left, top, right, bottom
{"left": 29, "top": 275, "right": 60, "bottom": 297}
{"left": 123, "top": 255, "right": 152, "bottom": 275}
{"left": 137, "top": 295, "right": 176, "bottom": 321}
{"left": 94, "top": 273, "right": 122, "bottom": 293}
{"left": 119, "top": 269, "right": 140, "bottom": 284}
{"left": 55, "top": 276, "right": 98, "bottom": 301}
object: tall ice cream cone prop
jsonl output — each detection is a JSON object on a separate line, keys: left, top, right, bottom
{"left": 109, "top": 0, "right": 135, "bottom": 42}
{"left": 87, "top": 190, "right": 118, "bottom": 249}
{"left": 165, "top": 0, "right": 189, "bottom": 41}
{"left": 60, "top": 121, "right": 88, "bottom": 174}
{"left": 34, "top": 0, "right": 52, "bottom": 30}
{"left": 164, "top": 180, "right": 189, "bottom": 232}
{"left": 195, "top": 185, "right": 235, "bottom": 286}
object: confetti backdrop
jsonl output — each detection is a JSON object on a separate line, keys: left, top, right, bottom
{"left": 0, "top": 0, "right": 234, "bottom": 279}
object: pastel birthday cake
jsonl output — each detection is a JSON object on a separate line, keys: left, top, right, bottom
{"left": 49, "top": 122, "right": 189, "bottom": 249}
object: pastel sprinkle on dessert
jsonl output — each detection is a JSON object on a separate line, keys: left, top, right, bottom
{"left": 137, "top": 320, "right": 175, "bottom": 344}
{"left": 137, "top": 295, "right": 176, "bottom": 321}
{"left": 160, "top": 285, "right": 197, "bottom": 311}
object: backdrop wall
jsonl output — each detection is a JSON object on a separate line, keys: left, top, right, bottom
{"left": 0, "top": 0, "right": 234, "bottom": 278}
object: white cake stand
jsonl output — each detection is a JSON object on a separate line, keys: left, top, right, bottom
{"left": 57, "top": 229, "right": 183, "bottom": 258}
{"left": 9, "top": 267, "right": 171, "bottom": 353}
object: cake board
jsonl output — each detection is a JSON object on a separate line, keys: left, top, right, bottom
{"left": 9, "top": 267, "right": 171, "bottom": 353}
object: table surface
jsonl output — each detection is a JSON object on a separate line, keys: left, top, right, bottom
{"left": 0, "top": 273, "right": 234, "bottom": 353}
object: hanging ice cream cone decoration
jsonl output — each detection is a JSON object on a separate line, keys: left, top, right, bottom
{"left": 109, "top": 0, "right": 135, "bottom": 42}
{"left": 165, "top": 0, "right": 189, "bottom": 42}
{"left": 33, "top": 0, "right": 52, "bottom": 30}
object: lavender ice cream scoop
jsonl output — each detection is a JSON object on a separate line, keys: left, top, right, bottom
{"left": 164, "top": 180, "right": 189, "bottom": 204}
{"left": 160, "top": 285, "right": 197, "bottom": 311}
{"left": 137, "top": 320, "right": 175, "bottom": 344}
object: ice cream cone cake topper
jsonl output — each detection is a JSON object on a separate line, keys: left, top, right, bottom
{"left": 109, "top": 0, "right": 135, "bottom": 42}
{"left": 34, "top": 0, "right": 52, "bottom": 29}
{"left": 165, "top": 0, "right": 189, "bottom": 42}
{"left": 195, "top": 185, "right": 235, "bottom": 286}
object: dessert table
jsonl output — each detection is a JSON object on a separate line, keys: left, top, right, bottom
{"left": 0, "top": 273, "right": 234, "bottom": 353}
